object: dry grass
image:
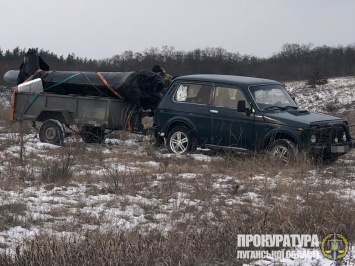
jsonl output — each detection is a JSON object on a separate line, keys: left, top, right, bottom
{"left": 0, "top": 133, "right": 354, "bottom": 265}
{"left": 0, "top": 229, "right": 243, "bottom": 266}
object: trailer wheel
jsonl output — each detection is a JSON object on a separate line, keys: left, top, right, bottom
{"left": 80, "top": 126, "right": 105, "bottom": 144}
{"left": 39, "top": 120, "right": 64, "bottom": 146}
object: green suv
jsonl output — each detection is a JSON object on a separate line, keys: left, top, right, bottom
{"left": 154, "top": 74, "right": 352, "bottom": 163}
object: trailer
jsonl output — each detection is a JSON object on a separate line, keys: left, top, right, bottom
{"left": 12, "top": 90, "right": 135, "bottom": 145}
{"left": 4, "top": 51, "right": 166, "bottom": 146}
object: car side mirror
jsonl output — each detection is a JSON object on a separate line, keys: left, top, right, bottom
{"left": 237, "top": 100, "right": 246, "bottom": 112}
{"left": 237, "top": 100, "right": 251, "bottom": 116}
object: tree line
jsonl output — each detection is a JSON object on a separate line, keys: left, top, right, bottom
{"left": 1, "top": 43, "right": 355, "bottom": 86}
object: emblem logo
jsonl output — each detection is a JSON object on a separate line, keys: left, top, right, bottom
{"left": 321, "top": 233, "right": 348, "bottom": 260}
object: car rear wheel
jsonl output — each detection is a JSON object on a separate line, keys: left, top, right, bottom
{"left": 269, "top": 139, "right": 296, "bottom": 165}
{"left": 166, "top": 126, "right": 194, "bottom": 154}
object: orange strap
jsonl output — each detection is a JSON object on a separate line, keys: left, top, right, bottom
{"left": 127, "top": 119, "right": 132, "bottom": 132}
{"left": 22, "top": 69, "right": 43, "bottom": 84}
{"left": 96, "top": 72, "right": 123, "bottom": 99}
{"left": 10, "top": 87, "right": 18, "bottom": 121}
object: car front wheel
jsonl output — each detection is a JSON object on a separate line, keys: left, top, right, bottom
{"left": 269, "top": 139, "right": 296, "bottom": 165}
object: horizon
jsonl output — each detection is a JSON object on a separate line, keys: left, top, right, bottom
{"left": 1, "top": 42, "right": 355, "bottom": 61}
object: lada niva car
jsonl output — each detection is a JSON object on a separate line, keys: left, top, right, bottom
{"left": 154, "top": 74, "right": 352, "bottom": 163}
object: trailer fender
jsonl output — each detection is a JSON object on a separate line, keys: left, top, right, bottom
{"left": 36, "top": 110, "right": 73, "bottom": 125}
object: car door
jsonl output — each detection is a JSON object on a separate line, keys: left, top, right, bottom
{"left": 209, "top": 85, "right": 255, "bottom": 150}
{"left": 165, "top": 82, "right": 214, "bottom": 145}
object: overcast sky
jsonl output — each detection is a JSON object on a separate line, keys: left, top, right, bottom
{"left": 1, "top": 0, "right": 354, "bottom": 60}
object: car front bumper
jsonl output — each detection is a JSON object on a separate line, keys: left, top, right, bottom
{"left": 310, "top": 141, "right": 352, "bottom": 155}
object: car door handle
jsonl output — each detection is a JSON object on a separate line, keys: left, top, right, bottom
{"left": 210, "top": 110, "right": 219, "bottom": 114}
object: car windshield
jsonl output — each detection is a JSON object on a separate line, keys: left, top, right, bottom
{"left": 249, "top": 84, "right": 298, "bottom": 111}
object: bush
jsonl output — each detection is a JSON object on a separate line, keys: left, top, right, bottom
{"left": 307, "top": 69, "right": 328, "bottom": 87}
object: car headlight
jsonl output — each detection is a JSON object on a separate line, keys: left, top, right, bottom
{"left": 342, "top": 133, "right": 347, "bottom": 142}
{"left": 310, "top": 134, "right": 317, "bottom": 143}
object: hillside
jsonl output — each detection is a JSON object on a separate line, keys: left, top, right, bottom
{"left": 0, "top": 77, "right": 355, "bottom": 265}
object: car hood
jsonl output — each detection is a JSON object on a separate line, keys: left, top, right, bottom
{"left": 263, "top": 109, "right": 344, "bottom": 128}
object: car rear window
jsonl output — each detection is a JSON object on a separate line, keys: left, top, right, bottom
{"left": 174, "top": 83, "right": 212, "bottom": 105}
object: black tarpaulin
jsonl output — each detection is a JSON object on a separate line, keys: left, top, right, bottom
{"left": 13, "top": 50, "right": 166, "bottom": 110}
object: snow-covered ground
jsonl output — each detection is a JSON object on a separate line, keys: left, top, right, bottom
{"left": 286, "top": 76, "right": 355, "bottom": 115}
{"left": 1, "top": 77, "right": 355, "bottom": 265}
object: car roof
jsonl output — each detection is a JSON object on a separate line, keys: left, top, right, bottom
{"left": 174, "top": 74, "right": 281, "bottom": 87}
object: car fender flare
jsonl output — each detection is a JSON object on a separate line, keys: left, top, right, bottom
{"left": 263, "top": 128, "right": 300, "bottom": 148}
{"left": 160, "top": 116, "right": 197, "bottom": 136}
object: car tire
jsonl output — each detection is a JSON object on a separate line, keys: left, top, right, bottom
{"left": 39, "top": 120, "right": 64, "bottom": 146}
{"left": 269, "top": 139, "right": 296, "bottom": 165}
{"left": 320, "top": 153, "right": 340, "bottom": 164}
{"left": 166, "top": 126, "right": 194, "bottom": 154}
{"left": 80, "top": 126, "right": 105, "bottom": 144}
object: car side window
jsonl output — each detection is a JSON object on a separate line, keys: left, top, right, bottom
{"left": 174, "top": 83, "right": 212, "bottom": 105}
{"left": 213, "top": 86, "right": 250, "bottom": 109}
